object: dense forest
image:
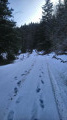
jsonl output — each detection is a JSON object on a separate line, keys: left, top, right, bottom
{"left": 0, "top": 0, "right": 67, "bottom": 64}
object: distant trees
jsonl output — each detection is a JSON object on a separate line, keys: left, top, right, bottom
{"left": 19, "top": 23, "right": 38, "bottom": 53}
{"left": 17, "top": 0, "right": 67, "bottom": 54}
{"left": 15, "top": 0, "right": 67, "bottom": 54}
{"left": 36, "top": 0, "right": 67, "bottom": 53}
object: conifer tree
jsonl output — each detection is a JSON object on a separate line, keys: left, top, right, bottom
{"left": 42, "top": 0, "right": 53, "bottom": 22}
{"left": 40, "top": 0, "right": 53, "bottom": 52}
{"left": 0, "top": 0, "right": 17, "bottom": 59}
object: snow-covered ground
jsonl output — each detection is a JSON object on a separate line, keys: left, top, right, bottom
{"left": 0, "top": 51, "right": 67, "bottom": 120}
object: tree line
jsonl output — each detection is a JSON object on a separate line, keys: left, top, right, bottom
{"left": 0, "top": 0, "right": 67, "bottom": 64}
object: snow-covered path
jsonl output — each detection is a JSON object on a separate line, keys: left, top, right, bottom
{"left": 0, "top": 52, "right": 67, "bottom": 120}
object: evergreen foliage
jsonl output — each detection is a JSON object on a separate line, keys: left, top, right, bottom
{"left": 0, "top": 0, "right": 21, "bottom": 63}
{"left": 52, "top": 0, "right": 67, "bottom": 53}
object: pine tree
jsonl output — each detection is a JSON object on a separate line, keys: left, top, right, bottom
{"left": 0, "top": 0, "right": 17, "bottom": 59}
{"left": 40, "top": 0, "right": 53, "bottom": 52}
{"left": 52, "top": 0, "right": 67, "bottom": 53}
{"left": 64, "top": 0, "right": 67, "bottom": 7}
{"left": 41, "top": 0, "right": 53, "bottom": 22}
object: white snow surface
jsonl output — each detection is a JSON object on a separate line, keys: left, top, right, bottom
{"left": 57, "top": 55, "right": 67, "bottom": 61}
{"left": 1, "top": 53, "right": 7, "bottom": 59}
{"left": 0, "top": 51, "right": 67, "bottom": 120}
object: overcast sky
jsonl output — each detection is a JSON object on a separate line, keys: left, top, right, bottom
{"left": 8, "top": 0, "right": 62, "bottom": 27}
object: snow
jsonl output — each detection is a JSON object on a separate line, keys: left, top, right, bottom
{"left": 52, "top": 54, "right": 67, "bottom": 63}
{"left": 1, "top": 53, "right": 7, "bottom": 59}
{"left": 0, "top": 51, "right": 67, "bottom": 120}
{"left": 57, "top": 55, "right": 67, "bottom": 61}
{"left": 56, "top": 54, "right": 67, "bottom": 61}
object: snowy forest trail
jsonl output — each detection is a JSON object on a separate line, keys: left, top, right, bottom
{"left": 0, "top": 52, "right": 67, "bottom": 120}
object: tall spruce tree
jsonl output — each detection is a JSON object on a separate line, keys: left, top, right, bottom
{"left": 42, "top": 0, "right": 53, "bottom": 22}
{"left": 0, "top": 0, "right": 18, "bottom": 60}
{"left": 51, "top": 0, "right": 67, "bottom": 53}
{"left": 40, "top": 0, "right": 53, "bottom": 52}
{"left": 64, "top": 0, "right": 67, "bottom": 7}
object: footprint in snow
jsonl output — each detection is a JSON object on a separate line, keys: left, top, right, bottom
{"left": 39, "top": 75, "right": 42, "bottom": 78}
{"left": 25, "top": 70, "right": 27, "bottom": 73}
{"left": 10, "top": 97, "right": 13, "bottom": 100}
{"left": 27, "top": 70, "right": 30, "bottom": 74}
{"left": 16, "top": 96, "right": 23, "bottom": 104}
{"left": 17, "top": 81, "right": 21, "bottom": 86}
{"left": 39, "top": 99, "right": 44, "bottom": 108}
{"left": 14, "top": 87, "right": 18, "bottom": 96}
{"left": 36, "top": 87, "right": 41, "bottom": 93}
{"left": 16, "top": 98, "right": 20, "bottom": 104}
{"left": 14, "top": 76, "right": 17, "bottom": 80}
{"left": 21, "top": 73, "right": 25, "bottom": 76}
{"left": 41, "top": 71, "right": 44, "bottom": 74}
{"left": 41, "top": 80, "right": 44, "bottom": 84}
{"left": 7, "top": 111, "right": 14, "bottom": 120}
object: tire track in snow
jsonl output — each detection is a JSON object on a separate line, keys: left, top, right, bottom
{"left": 46, "top": 60, "right": 67, "bottom": 120}
{"left": 49, "top": 63, "right": 67, "bottom": 108}
{"left": 35, "top": 59, "right": 60, "bottom": 120}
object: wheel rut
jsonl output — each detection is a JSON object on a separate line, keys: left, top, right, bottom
{"left": 46, "top": 59, "right": 67, "bottom": 120}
